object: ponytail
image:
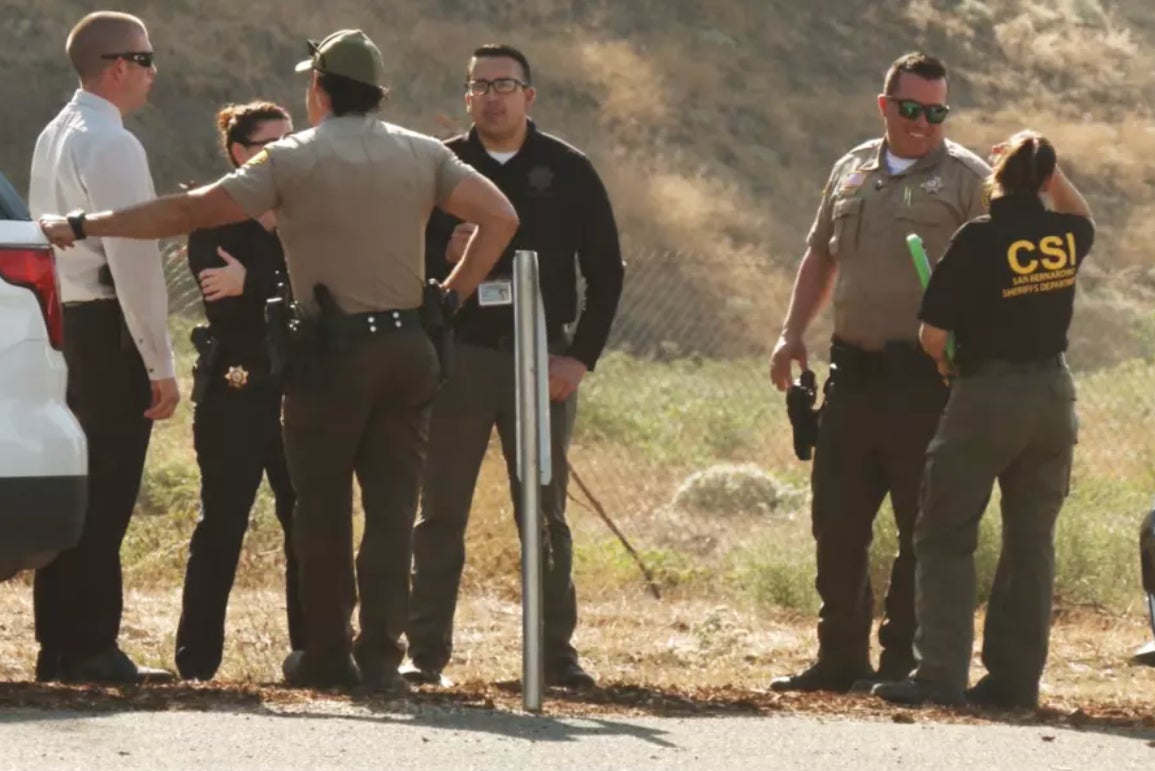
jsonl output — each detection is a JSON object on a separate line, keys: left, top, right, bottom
{"left": 988, "top": 130, "right": 1056, "bottom": 199}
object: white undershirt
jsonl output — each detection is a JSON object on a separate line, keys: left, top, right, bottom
{"left": 885, "top": 150, "right": 918, "bottom": 175}
{"left": 487, "top": 150, "right": 517, "bottom": 164}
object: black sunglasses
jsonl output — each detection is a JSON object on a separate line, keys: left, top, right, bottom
{"left": 100, "top": 51, "right": 155, "bottom": 68}
{"left": 465, "top": 77, "right": 528, "bottom": 96}
{"left": 888, "top": 97, "right": 950, "bottom": 125}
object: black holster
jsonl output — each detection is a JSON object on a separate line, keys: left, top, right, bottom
{"left": 786, "top": 369, "right": 820, "bottom": 461}
{"left": 265, "top": 281, "right": 324, "bottom": 390}
{"left": 420, "top": 279, "right": 454, "bottom": 384}
{"left": 265, "top": 283, "right": 292, "bottom": 379}
{"left": 190, "top": 324, "right": 221, "bottom": 404}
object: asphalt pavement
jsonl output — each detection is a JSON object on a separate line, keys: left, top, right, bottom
{"left": 2, "top": 702, "right": 1153, "bottom": 769}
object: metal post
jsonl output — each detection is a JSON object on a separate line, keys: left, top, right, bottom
{"left": 514, "top": 250, "right": 545, "bottom": 711}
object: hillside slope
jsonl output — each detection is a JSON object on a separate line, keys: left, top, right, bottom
{"left": 2, "top": 0, "right": 1153, "bottom": 365}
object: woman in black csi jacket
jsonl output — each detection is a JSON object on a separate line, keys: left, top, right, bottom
{"left": 875, "top": 130, "right": 1094, "bottom": 709}
{"left": 175, "top": 100, "right": 304, "bottom": 680}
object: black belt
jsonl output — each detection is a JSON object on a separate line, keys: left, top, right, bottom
{"left": 325, "top": 308, "right": 423, "bottom": 339}
{"left": 829, "top": 336, "right": 936, "bottom": 379}
{"left": 62, "top": 298, "right": 117, "bottom": 310}
{"left": 958, "top": 354, "right": 1065, "bottom": 378}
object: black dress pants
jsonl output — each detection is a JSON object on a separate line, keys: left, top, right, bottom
{"left": 175, "top": 370, "right": 304, "bottom": 680}
{"left": 34, "top": 300, "right": 153, "bottom": 669}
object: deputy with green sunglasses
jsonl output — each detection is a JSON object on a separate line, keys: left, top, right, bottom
{"left": 769, "top": 51, "right": 991, "bottom": 694}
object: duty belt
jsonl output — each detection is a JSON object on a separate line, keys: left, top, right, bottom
{"left": 322, "top": 307, "right": 424, "bottom": 350}
{"left": 829, "top": 336, "right": 937, "bottom": 380}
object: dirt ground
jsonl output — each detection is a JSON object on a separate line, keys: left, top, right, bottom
{"left": 0, "top": 584, "right": 1152, "bottom": 732}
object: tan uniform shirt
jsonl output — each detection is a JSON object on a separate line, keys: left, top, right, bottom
{"left": 221, "top": 114, "right": 474, "bottom": 316}
{"left": 806, "top": 138, "right": 990, "bottom": 349}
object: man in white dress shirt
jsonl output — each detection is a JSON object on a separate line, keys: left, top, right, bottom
{"left": 27, "top": 11, "right": 178, "bottom": 683}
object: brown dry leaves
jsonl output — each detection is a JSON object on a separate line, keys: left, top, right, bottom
{"left": 1, "top": 584, "right": 1153, "bottom": 732}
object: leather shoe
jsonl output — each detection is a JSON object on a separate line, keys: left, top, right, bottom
{"left": 545, "top": 660, "right": 597, "bottom": 690}
{"left": 398, "top": 661, "right": 453, "bottom": 687}
{"left": 965, "top": 675, "right": 1038, "bottom": 709}
{"left": 770, "top": 660, "right": 874, "bottom": 694}
{"left": 282, "top": 650, "right": 361, "bottom": 690}
{"left": 872, "top": 677, "right": 964, "bottom": 706}
{"left": 60, "top": 648, "right": 175, "bottom": 685}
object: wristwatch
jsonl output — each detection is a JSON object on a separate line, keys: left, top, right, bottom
{"left": 65, "top": 210, "right": 87, "bottom": 240}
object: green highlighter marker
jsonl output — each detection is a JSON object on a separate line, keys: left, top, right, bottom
{"left": 906, "top": 233, "right": 955, "bottom": 362}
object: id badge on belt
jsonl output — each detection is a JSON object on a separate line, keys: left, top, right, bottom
{"left": 477, "top": 278, "right": 513, "bottom": 307}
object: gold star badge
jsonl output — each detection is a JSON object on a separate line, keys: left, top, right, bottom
{"left": 225, "top": 365, "right": 249, "bottom": 389}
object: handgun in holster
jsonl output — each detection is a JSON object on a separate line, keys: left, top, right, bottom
{"left": 420, "top": 279, "right": 456, "bottom": 385}
{"left": 189, "top": 324, "right": 220, "bottom": 404}
{"left": 786, "top": 368, "right": 820, "bottom": 461}
{"left": 314, "top": 282, "right": 351, "bottom": 355}
{"left": 266, "top": 280, "right": 325, "bottom": 389}
{"left": 265, "top": 280, "right": 292, "bottom": 379}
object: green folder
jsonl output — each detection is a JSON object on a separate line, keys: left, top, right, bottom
{"left": 906, "top": 233, "right": 955, "bottom": 362}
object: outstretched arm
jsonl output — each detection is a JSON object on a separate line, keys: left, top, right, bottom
{"left": 40, "top": 181, "right": 249, "bottom": 247}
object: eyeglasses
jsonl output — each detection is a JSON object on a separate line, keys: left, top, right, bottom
{"left": 241, "top": 137, "right": 281, "bottom": 148}
{"left": 465, "top": 77, "right": 528, "bottom": 96}
{"left": 100, "top": 51, "right": 155, "bottom": 68}
{"left": 888, "top": 97, "right": 950, "bottom": 125}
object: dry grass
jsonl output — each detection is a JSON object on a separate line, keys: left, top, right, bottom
{"left": 6, "top": 0, "right": 1155, "bottom": 362}
{"left": 1, "top": 583, "right": 1153, "bottom": 724}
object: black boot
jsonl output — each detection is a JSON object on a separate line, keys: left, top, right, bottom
{"left": 545, "top": 659, "right": 596, "bottom": 690}
{"left": 872, "top": 677, "right": 964, "bottom": 706}
{"left": 770, "top": 660, "right": 874, "bottom": 694}
{"left": 965, "top": 675, "right": 1038, "bottom": 709}
{"left": 60, "top": 648, "right": 175, "bottom": 685}
{"left": 282, "top": 650, "right": 361, "bottom": 690}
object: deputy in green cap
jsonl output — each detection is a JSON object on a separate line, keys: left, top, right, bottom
{"left": 37, "top": 28, "right": 520, "bottom": 694}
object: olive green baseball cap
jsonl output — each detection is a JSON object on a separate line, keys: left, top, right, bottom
{"left": 294, "top": 29, "right": 387, "bottom": 90}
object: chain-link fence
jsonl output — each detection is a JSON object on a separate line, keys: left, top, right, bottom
{"left": 157, "top": 242, "right": 1155, "bottom": 616}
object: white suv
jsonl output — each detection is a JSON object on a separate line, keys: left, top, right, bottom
{"left": 0, "top": 170, "right": 86, "bottom": 581}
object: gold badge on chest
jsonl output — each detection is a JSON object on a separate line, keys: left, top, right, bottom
{"left": 920, "top": 175, "right": 944, "bottom": 195}
{"left": 225, "top": 365, "right": 250, "bottom": 389}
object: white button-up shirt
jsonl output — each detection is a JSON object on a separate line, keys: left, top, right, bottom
{"left": 29, "top": 90, "right": 174, "bottom": 380}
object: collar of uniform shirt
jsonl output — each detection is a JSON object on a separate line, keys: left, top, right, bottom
{"left": 466, "top": 118, "right": 538, "bottom": 160}
{"left": 73, "top": 89, "right": 124, "bottom": 126}
{"left": 867, "top": 138, "right": 947, "bottom": 175}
